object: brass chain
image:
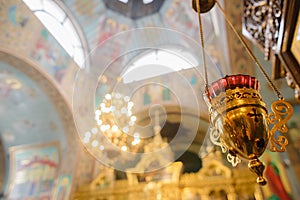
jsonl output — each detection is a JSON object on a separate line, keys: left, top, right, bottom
{"left": 196, "top": 0, "right": 209, "bottom": 94}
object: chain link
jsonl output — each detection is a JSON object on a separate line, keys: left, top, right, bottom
{"left": 196, "top": 0, "right": 209, "bottom": 94}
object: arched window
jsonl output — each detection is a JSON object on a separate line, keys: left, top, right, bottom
{"left": 122, "top": 47, "right": 198, "bottom": 83}
{"left": 23, "top": 0, "right": 89, "bottom": 68}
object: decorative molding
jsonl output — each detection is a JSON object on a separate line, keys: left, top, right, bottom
{"left": 243, "top": 0, "right": 283, "bottom": 59}
{"left": 243, "top": 0, "right": 300, "bottom": 101}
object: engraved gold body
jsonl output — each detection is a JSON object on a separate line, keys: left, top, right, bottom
{"left": 206, "top": 74, "right": 293, "bottom": 185}
{"left": 210, "top": 87, "right": 269, "bottom": 160}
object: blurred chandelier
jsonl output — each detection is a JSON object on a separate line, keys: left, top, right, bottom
{"left": 193, "top": 0, "right": 294, "bottom": 185}
{"left": 92, "top": 92, "right": 143, "bottom": 153}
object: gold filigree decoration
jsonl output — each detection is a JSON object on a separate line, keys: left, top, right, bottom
{"left": 226, "top": 90, "right": 262, "bottom": 103}
{"left": 209, "top": 125, "right": 222, "bottom": 146}
{"left": 227, "top": 153, "right": 241, "bottom": 167}
{"left": 209, "top": 122, "right": 227, "bottom": 152}
{"left": 210, "top": 88, "right": 263, "bottom": 110}
{"left": 209, "top": 121, "right": 241, "bottom": 167}
{"left": 268, "top": 99, "right": 293, "bottom": 152}
{"left": 243, "top": 0, "right": 283, "bottom": 59}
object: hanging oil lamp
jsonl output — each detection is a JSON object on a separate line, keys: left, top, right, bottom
{"left": 193, "top": 0, "right": 294, "bottom": 185}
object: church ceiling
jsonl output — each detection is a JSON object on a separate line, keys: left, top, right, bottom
{"left": 60, "top": 0, "right": 231, "bottom": 120}
{"left": 62, "top": 0, "right": 229, "bottom": 72}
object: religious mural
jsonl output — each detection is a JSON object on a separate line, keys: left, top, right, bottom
{"left": 0, "top": 53, "right": 78, "bottom": 199}
{"left": 7, "top": 142, "right": 60, "bottom": 200}
{"left": 0, "top": 62, "right": 66, "bottom": 150}
{"left": 288, "top": 105, "right": 300, "bottom": 153}
{"left": 73, "top": 149, "right": 96, "bottom": 189}
{"left": 8, "top": 4, "right": 28, "bottom": 27}
{"left": 0, "top": 0, "right": 74, "bottom": 86}
{"left": 30, "top": 28, "right": 71, "bottom": 83}
{"left": 261, "top": 151, "right": 294, "bottom": 200}
{"left": 127, "top": 68, "right": 206, "bottom": 112}
{"left": 163, "top": 0, "right": 198, "bottom": 36}
{"left": 286, "top": 103, "right": 300, "bottom": 189}
{"left": 53, "top": 175, "right": 73, "bottom": 200}
{"left": 291, "top": 13, "right": 300, "bottom": 65}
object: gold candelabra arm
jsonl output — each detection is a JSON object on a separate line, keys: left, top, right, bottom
{"left": 268, "top": 99, "right": 294, "bottom": 152}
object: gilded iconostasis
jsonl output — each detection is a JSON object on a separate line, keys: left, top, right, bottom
{"left": 0, "top": 0, "right": 299, "bottom": 199}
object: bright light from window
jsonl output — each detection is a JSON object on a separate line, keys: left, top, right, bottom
{"left": 118, "top": 0, "right": 129, "bottom": 3}
{"left": 122, "top": 49, "right": 198, "bottom": 83}
{"left": 118, "top": 0, "right": 154, "bottom": 4}
{"left": 143, "top": 0, "right": 155, "bottom": 4}
{"left": 23, "top": 0, "right": 86, "bottom": 68}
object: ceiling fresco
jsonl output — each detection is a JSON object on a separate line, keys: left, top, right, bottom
{"left": 0, "top": 59, "right": 70, "bottom": 195}
{"left": 0, "top": 61, "right": 67, "bottom": 151}
{"left": 0, "top": 47, "right": 83, "bottom": 195}
{"left": 63, "top": 0, "right": 230, "bottom": 121}
{"left": 0, "top": 1, "right": 73, "bottom": 84}
{"left": 62, "top": 0, "right": 229, "bottom": 71}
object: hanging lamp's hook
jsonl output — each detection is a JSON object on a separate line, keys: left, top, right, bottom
{"left": 192, "top": 0, "right": 215, "bottom": 13}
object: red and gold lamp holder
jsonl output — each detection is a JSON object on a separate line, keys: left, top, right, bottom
{"left": 193, "top": 0, "right": 294, "bottom": 185}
